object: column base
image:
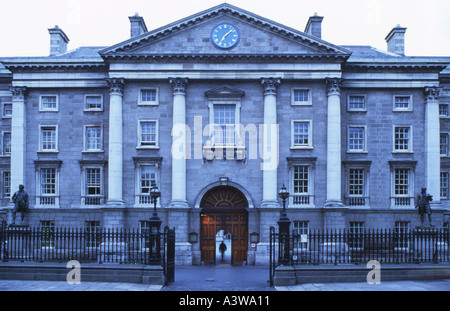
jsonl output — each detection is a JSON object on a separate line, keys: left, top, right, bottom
{"left": 260, "top": 200, "right": 280, "bottom": 208}
{"left": 103, "top": 200, "right": 126, "bottom": 209}
{"left": 168, "top": 200, "right": 189, "bottom": 208}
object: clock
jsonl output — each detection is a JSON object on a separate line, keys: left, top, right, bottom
{"left": 211, "top": 23, "right": 240, "bottom": 49}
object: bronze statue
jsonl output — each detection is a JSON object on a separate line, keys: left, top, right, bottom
{"left": 415, "top": 187, "right": 433, "bottom": 227}
{"left": 11, "top": 184, "right": 29, "bottom": 225}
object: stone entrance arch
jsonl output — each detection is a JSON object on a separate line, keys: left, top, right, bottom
{"left": 199, "top": 185, "right": 249, "bottom": 265}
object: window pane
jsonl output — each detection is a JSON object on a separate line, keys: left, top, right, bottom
{"left": 86, "top": 96, "right": 102, "bottom": 110}
{"left": 349, "top": 96, "right": 365, "bottom": 109}
{"left": 294, "top": 90, "right": 309, "bottom": 103}
{"left": 141, "top": 89, "right": 156, "bottom": 102}
{"left": 394, "top": 169, "right": 409, "bottom": 196}
{"left": 41, "top": 127, "right": 56, "bottom": 150}
{"left": 140, "top": 122, "right": 156, "bottom": 146}
{"left": 293, "top": 122, "right": 309, "bottom": 146}
{"left": 41, "top": 96, "right": 57, "bottom": 109}
{"left": 41, "top": 168, "right": 56, "bottom": 195}
{"left": 140, "top": 166, "right": 156, "bottom": 194}
{"left": 348, "top": 127, "right": 364, "bottom": 151}
{"left": 394, "top": 96, "right": 410, "bottom": 109}
{"left": 349, "top": 169, "right": 365, "bottom": 196}
{"left": 86, "top": 168, "right": 101, "bottom": 195}
{"left": 394, "top": 127, "right": 410, "bottom": 151}
{"left": 214, "top": 105, "right": 236, "bottom": 145}
{"left": 293, "top": 166, "right": 309, "bottom": 194}
{"left": 86, "top": 127, "right": 102, "bottom": 150}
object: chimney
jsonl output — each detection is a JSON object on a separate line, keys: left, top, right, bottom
{"left": 305, "top": 13, "right": 324, "bottom": 39}
{"left": 129, "top": 13, "right": 148, "bottom": 38}
{"left": 48, "top": 26, "right": 70, "bottom": 56}
{"left": 385, "top": 25, "right": 407, "bottom": 56}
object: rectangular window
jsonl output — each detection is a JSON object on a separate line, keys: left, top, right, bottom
{"left": 214, "top": 105, "right": 236, "bottom": 145}
{"left": 292, "top": 89, "right": 310, "bottom": 105}
{"left": 3, "top": 171, "right": 10, "bottom": 198}
{"left": 41, "top": 168, "right": 56, "bottom": 196}
{"left": 441, "top": 172, "right": 449, "bottom": 199}
{"left": 293, "top": 166, "right": 309, "bottom": 195}
{"left": 3, "top": 103, "right": 12, "bottom": 117}
{"left": 348, "top": 126, "right": 365, "bottom": 152}
{"left": 140, "top": 166, "right": 156, "bottom": 195}
{"left": 292, "top": 221, "right": 309, "bottom": 250}
{"left": 40, "top": 95, "right": 58, "bottom": 111}
{"left": 440, "top": 104, "right": 449, "bottom": 117}
{"left": 85, "top": 126, "right": 102, "bottom": 151}
{"left": 394, "top": 168, "right": 410, "bottom": 196}
{"left": 394, "top": 126, "right": 411, "bottom": 152}
{"left": 86, "top": 168, "right": 101, "bottom": 196}
{"left": 140, "top": 89, "right": 158, "bottom": 105}
{"left": 85, "top": 95, "right": 103, "bottom": 111}
{"left": 139, "top": 121, "right": 158, "bottom": 147}
{"left": 40, "top": 220, "right": 55, "bottom": 248}
{"left": 394, "top": 95, "right": 412, "bottom": 111}
{"left": 394, "top": 221, "right": 410, "bottom": 249}
{"left": 441, "top": 133, "right": 449, "bottom": 156}
{"left": 349, "top": 222, "right": 365, "bottom": 249}
{"left": 349, "top": 168, "right": 365, "bottom": 197}
{"left": 40, "top": 126, "right": 57, "bottom": 151}
{"left": 348, "top": 95, "right": 365, "bottom": 110}
{"left": 292, "top": 121, "right": 312, "bottom": 148}
{"left": 3, "top": 132, "right": 11, "bottom": 155}
{"left": 85, "top": 221, "right": 101, "bottom": 248}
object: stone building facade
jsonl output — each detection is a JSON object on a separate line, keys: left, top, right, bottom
{"left": 0, "top": 3, "right": 449, "bottom": 265}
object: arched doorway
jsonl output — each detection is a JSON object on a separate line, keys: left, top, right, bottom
{"left": 200, "top": 186, "right": 248, "bottom": 265}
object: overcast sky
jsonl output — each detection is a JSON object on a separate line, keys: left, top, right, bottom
{"left": 1, "top": 0, "right": 449, "bottom": 57}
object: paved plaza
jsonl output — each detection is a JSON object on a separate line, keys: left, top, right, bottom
{"left": 0, "top": 265, "right": 449, "bottom": 291}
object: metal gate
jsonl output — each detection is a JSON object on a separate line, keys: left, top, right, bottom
{"left": 163, "top": 226, "right": 175, "bottom": 285}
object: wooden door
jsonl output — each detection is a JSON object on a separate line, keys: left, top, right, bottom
{"left": 200, "top": 186, "right": 249, "bottom": 265}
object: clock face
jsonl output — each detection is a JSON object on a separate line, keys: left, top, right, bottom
{"left": 211, "top": 23, "right": 240, "bottom": 49}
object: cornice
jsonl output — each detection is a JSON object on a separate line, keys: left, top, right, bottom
{"left": 3, "top": 62, "right": 107, "bottom": 72}
{"left": 102, "top": 53, "right": 349, "bottom": 63}
{"left": 344, "top": 62, "right": 448, "bottom": 72}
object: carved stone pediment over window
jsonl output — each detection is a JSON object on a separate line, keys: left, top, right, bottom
{"left": 204, "top": 85, "right": 245, "bottom": 100}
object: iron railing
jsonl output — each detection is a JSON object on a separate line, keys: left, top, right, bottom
{"left": 0, "top": 226, "right": 172, "bottom": 265}
{"left": 270, "top": 227, "right": 450, "bottom": 266}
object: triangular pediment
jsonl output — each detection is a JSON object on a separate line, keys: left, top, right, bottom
{"left": 205, "top": 85, "right": 245, "bottom": 99}
{"left": 100, "top": 3, "right": 351, "bottom": 60}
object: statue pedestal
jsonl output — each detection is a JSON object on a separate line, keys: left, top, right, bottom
{"left": 4, "top": 225, "right": 32, "bottom": 262}
{"left": 412, "top": 227, "right": 447, "bottom": 263}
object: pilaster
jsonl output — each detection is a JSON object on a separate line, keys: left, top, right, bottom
{"left": 105, "top": 78, "right": 125, "bottom": 209}
{"left": 424, "top": 86, "right": 441, "bottom": 205}
{"left": 169, "top": 78, "right": 189, "bottom": 208}
{"left": 325, "top": 78, "right": 344, "bottom": 208}
{"left": 10, "top": 86, "right": 28, "bottom": 198}
{"left": 260, "top": 78, "right": 281, "bottom": 208}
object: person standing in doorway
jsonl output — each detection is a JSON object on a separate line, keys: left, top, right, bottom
{"left": 219, "top": 240, "right": 227, "bottom": 262}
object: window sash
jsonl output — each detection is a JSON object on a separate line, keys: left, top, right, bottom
{"left": 40, "top": 168, "right": 56, "bottom": 195}
{"left": 394, "top": 169, "right": 410, "bottom": 196}
{"left": 140, "top": 122, "right": 157, "bottom": 146}
{"left": 441, "top": 172, "right": 449, "bottom": 198}
{"left": 85, "top": 95, "right": 102, "bottom": 110}
{"left": 141, "top": 89, "right": 157, "bottom": 102}
{"left": 394, "top": 127, "right": 410, "bottom": 151}
{"left": 349, "top": 169, "right": 365, "bottom": 196}
{"left": 293, "top": 122, "right": 309, "bottom": 146}
{"left": 293, "top": 90, "right": 309, "bottom": 103}
{"left": 3, "top": 132, "right": 11, "bottom": 154}
{"left": 85, "top": 126, "right": 102, "bottom": 150}
{"left": 140, "top": 166, "right": 156, "bottom": 194}
{"left": 348, "top": 96, "right": 365, "bottom": 110}
{"left": 86, "top": 168, "right": 102, "bottom": 195}
{"left": 41, "top": 127, "right": 57, "bottom": 151}
{"left": 293, "top": 166, "right": 309, "bottom": 194}
{"left": 3, "top": 171, "right": 10, "bottom": 198}
{"left": 213, "top": 105, "right": 236, "bottom": 145}
{"left": 348, "top": 127, "right": 365, "bottom": 151}
{"left": 441, "top": 133, "right": 449, "bottom": 156}
{"left": 41, "top": 96, "right": 57, "bottom": 110}
{"left": 3, "top": 103, "right": 12, "bottom": 117}
{"left": 394, "top": 96, "right": 410, "bottom": 109}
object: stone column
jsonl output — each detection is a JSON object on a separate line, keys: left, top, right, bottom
{"left": 105, "top": 78, "right": 125, "bottom": 211}
{"left": 169, "top": 78, "right": 189, "bottom": 208}
{"left": 260, "top": 78, "right": 281, "bottom": 208}
{"left": 9, "top": 87, "right": 28, "bottom": 196}
{"left": 325, "top": 78, "right": 344, "bottom": 207}
{"left": 424, "top": 86, "right": 441, "bottom": 204}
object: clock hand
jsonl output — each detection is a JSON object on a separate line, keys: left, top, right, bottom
{"left": 219, "top": 29, "right": 234, "bottom": 44}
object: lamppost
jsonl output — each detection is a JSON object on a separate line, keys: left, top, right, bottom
{"left": 148, "top": 186, "right": 162, "bottom": 264}
{"left": 278, "top": 184, "right": 291, "bottom": 265}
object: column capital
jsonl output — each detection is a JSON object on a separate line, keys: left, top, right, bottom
{"left": 424, "top": 86, "right": 440, "bottom": 102}
{"left": 10, "top": 86, "right": 28, "bottom": 100}
{"left": 261, "top": 78, "right": 281, "bottom": 96}
{"left": 325, "top": 78, "right": 343, "bottom": 96}
{"left": 169, "top": 77, "right": 189, "bottom": 96}
{"left": 106, "top": 78, "right": 125, "bottom": 95}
